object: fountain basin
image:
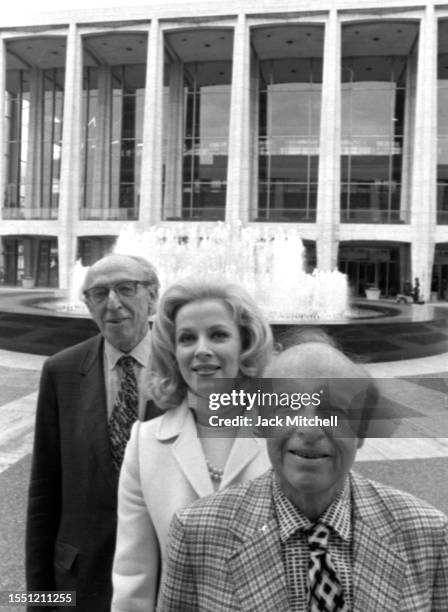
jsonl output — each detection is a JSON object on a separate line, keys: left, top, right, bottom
{"left": 32, "top": 297, "right": 389, "bottom": 323}
{"left": 1, "top": 289, "right": 447, "bottom": 363}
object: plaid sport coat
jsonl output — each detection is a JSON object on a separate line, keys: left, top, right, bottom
{"left": 158, "top": 469, "right": 448, "bottom": 612}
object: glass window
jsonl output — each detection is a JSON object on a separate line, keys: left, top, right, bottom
{"left": 252, "top": 25, "right": 324, "bottom": 222}
{"left": 4, "top": 60, "right": 64, "bottom": 219}
{"left": 81, "top": 34, "right": 147, "bottom": 220}
{"left": 42, "top": 69, "right": 64, "bottom": 215}
{"left": 341, "top": 81, "right": 404, "bottom": 223}
{"left": 5, "top": 76, "right": 29, "bottom": 211}
{"left": 437, "top": 22, "right": 448, "bottom": 223}
{"left": 162, "top": 29, "right": 233, "bottom": 221}
{"left": 182, "top": 81, "right": 230, "bottom": 219}
{"left": 340, "top": 22, "right": 417, "bottom": 224}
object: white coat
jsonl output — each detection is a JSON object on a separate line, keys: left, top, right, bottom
{"left": 111, "top": 400, "right": 270, "bottom": 612}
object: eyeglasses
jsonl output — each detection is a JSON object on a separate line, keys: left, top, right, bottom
{"left": 83, "top": 280, "right": 150, "bottom": 304}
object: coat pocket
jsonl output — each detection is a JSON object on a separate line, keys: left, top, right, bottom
{"left": 54, "top": 540, "right": 78, "bottom": 572}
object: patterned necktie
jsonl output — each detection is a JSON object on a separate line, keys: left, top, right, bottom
{"left": 307, "top": 523, "right": 348, "bottom": 612}
{"left": 109, "top": 355, "right": 138, "bottom": 472}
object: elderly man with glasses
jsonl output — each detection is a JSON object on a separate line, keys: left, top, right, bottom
{"left": 26, "top": 254, "right": 162, "bottom": 612}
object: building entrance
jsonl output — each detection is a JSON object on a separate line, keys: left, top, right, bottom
{"left": 36, "top": 240, "right": 58, "bottom": 287}
{"left": 433, "top": 246, "right": 448, "bottom": 299}
{"left": 338, "top": 244, "right": 408, "bottom": 298}
{"left": 1, "top": 236, "right": 58, "bottom": 287}
{"left": 2, "top": 238, "right": 23, "bottom": 285}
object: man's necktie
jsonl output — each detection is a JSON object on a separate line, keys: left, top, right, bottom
{"left": 307, "top": 523, "right": 348, "bottom": 612}
{"left": 109, "top": 355, "right": 138, "bottom": 472}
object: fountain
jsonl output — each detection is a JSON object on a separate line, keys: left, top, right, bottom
{"left": 34, "top": 222, "right": 373, "bottom": 321}
{"left": 112, "top": 223, "right": 350, "bottom": 322}
{"left": 7, "top": 221, "right": 446, "bottom": 361}
{"left": 52, "top": 260, "right": 89, "bottom": 315}
{"left": 36, "top": 222, "right": 352, "bottom": 321}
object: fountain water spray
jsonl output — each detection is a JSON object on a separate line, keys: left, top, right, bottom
{"left": 46, "top": 222, "right": 349, "bottom": 321}
{"left": 112, "top": 223, "right": 349, "bottom": 322}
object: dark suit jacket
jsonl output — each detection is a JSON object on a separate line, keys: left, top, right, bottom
{"left": 159, "top": 469, "right": 448, "bottom": 612}
{"left": 26, "top": 334, "right": 161, "bottom": 612}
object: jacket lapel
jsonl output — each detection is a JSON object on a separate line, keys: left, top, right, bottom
{"left": 226, "top": 474, "right": 290, "bottom": 611}
{"left": 78, "top": 335, "right": 117, "bottom": 491}
{"left": 351, "top": 472, "right": 406, "bottom": 612}
{"left": 221, "top": 436, "right": 264, "bottom": 489}
{"left": 157, "top": 402, "right": 214, "bottom": 498}
{"left": 157, "top": 404, "right": 266, "bottom": 497}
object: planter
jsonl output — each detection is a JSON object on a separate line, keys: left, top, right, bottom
{"left": 22, "top": 277, "right": 35, "bottom": 289}
{"left": 365, "top": 288, "right": 381, "bottom": 300}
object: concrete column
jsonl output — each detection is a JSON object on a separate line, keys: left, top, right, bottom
{"left": 226, "top": 14, "right": 250, "bottom": 224}
{"left": 25, "top": 68, "right": 44, "bottom": 213}
{"left": 410, "top": 5, "right": 437, "bottom": 301}
{"left": 316, "top": 9, "right": 340, "bottom": 271}
{"left": 140, "top": 20, "right": 164, "bottom": 227}
{"left": 92, "top": 66, "right": 112, "bottom": 213}
{"left": 163, "top": 60, "right": 184, "bottom": 219}
{"left": 0, "top": 37, "right": 6, "bottom": 222}
{"left": 58, "top": 23, "right": 83, "bottom": 289}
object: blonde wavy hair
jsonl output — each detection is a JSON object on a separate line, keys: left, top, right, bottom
{"left": 150, "top": 278, "right": 273, "bottom": 410}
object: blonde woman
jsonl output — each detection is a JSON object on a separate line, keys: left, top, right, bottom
{"left": 112, "top": 278, "right": 273, "bottom": 611}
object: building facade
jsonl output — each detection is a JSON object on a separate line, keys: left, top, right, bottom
{"left": 1, "top": 0, "right": 447, "bottom": 300}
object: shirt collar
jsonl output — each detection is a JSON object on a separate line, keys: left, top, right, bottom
{"left": 272, "top": 471, "right": 351, "bottom": 544}
{"left": 104, "top": 329, "right": 151, "bottom": 370}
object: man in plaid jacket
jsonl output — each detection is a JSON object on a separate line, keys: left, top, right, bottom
{"left": 158, "top": 342, "right": 448, "bottom": 611}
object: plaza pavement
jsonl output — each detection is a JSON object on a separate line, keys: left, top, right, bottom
{"left": 0, "top": 346, "right": 447, "bottom": 609}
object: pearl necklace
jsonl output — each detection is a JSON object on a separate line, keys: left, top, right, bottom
{"left": 205, "top": 458, "right": 224, "bottom": 482}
